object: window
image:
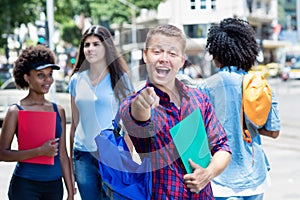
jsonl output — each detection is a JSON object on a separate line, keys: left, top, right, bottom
{"left": 256, "top": 1, "right": 261, "bottom": 9}
{"left": 190, "top": 0, "right": 196, "bottom": 10}
{"left": 266, "top": 3, "right": 270, "bottom": 14}
{"left": 200, "top": 0, "right": 206, "bottom": 9}
{"left": 211, "top": 0, "right": 216, "bottom": 10}
{"left": 183, "top": 24, "right": 209, "bottom": 38}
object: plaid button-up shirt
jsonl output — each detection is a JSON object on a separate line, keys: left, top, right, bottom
{"left": 120, "top": 79, "right": 231, "bottom": 199}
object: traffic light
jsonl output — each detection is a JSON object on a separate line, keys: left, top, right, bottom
{"left": 35, "top": 20, "right": 49, "bottom": 46}
{"left": 67, "top": 47, "right": 77, "bottom": 66}
{"left": 70, "top": 57, "right": 76, "bottom": 65}
{"left": 38, "top": 36, "right": 46, "bottom": 44}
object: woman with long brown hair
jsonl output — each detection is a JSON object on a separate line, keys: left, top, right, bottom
{"left": 68, "top": 25, "right": 134, "bottom": 200}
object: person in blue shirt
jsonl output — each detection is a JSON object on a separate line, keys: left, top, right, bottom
{"left": 0, "top": 45, "right": 74, "bottom": 200}
{"left": 68, "top": 25, "right": 134, "bottom": 200}
{"left": 197, "top": 18, "right": 280, "bottom": 200}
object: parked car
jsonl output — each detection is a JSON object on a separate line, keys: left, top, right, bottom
{"left": 286, "top": 62, "right": 300, "bottom": 80}
{"left": 280, "top": 61, "right": 300, "bottom": 81}
{"left": 249, "top": 64, "right": 269, "bottom": 78}
{"left": 266, "top": 62, "right": 280, "bottom": 78}
{"left": 0, "top": 68, "right": 12, "bottom": 86}
{"left": 0, "top": 78, "right": 71, "bottom": 125}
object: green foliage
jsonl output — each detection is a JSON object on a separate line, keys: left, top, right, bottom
{"left": 0, "top": 0, "right": 165, "bottom": 53}
{"left": 88, "top": 0, "right": 164, "bottom": 25}
{"left": 0, "top": 0, "right": 44, "bottom": 47}
{"left": 24, "top": 38, "right": 36, "bottom": 47}
{"left": 54, "top": 0, "right": 76, "bottom": 24}
{"left": 61, "top": 21, "right": 82, "bottom": 47}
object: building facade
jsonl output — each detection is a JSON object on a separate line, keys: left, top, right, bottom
{"left": 116, "top": 0, "right": 294, "bottom": 79}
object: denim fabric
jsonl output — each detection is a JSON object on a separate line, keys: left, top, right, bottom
{"left": 73, "top": 150, "right": 109, "bottom": 200}
{"left": 215, "top": 193, "right": 264, "bottom": 200}
{"left": 197, "top": 66, "right": 280, "bottom": 190}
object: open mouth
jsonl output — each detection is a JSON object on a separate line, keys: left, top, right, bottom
{"left": 42, "top": 84, "right": 51, "bottom": 90}
{"left": 156, "top": 68, "right": 170, "bottom": 77}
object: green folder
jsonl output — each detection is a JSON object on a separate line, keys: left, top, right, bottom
{"left": 170, "top": 108, "right": 211, "bottom": 174}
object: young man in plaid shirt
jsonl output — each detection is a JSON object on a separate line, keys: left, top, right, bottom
{"left": 120, "top": 24, "right": 232, "bottom": 199}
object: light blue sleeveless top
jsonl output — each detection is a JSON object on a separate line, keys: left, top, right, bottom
{"left": 68, "top": 70, "right": 133, "bottom": 152}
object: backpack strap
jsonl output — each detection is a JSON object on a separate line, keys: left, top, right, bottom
{"left": 112, "top": 110, "right": 153, "bottom": 164}
{"left": 112, "top": 111, "right": 122, "bottom": 137}
{"left": 241, "top": 75, "right": 254, "bottom": 165}
{"left": 241, "top": 75, "right": 252, "bottom": 143}
{"left": 241, "top": 108, "right": 252, "bottom": 143}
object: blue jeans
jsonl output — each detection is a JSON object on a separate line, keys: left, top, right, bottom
{"left": 73, "top": 150, "right": 109, "bottom": 200}
{"left": 215, "top": 194, "right": 264, "bottom": 200}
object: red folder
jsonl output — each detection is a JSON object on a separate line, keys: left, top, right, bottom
{"left": 18, "top": 110, "right": 56, "bottom": 165}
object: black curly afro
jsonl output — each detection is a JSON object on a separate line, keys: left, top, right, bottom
{"left": 206, "top": 18, "right": 259, "bottom": 71}
{"left": 13, "top": 45, "right": 56, "bottom": 89}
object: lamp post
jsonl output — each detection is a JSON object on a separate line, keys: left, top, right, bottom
{"left": 46, "top": 0, "right": 54, "bottom": 51}
{"left": 118, "top": 0, "right": 141, "bottom": 81}
{"left": 297, "top": 0, "right": 300, "bottom": 42}
{"left": 118, "top": 0, "right": 140, "bottom": 45}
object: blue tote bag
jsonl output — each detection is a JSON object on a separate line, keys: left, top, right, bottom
{"left": 94, "top": 112, "right": 152, "bottom": 200}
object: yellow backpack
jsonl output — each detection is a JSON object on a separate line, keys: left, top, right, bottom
{"left": 242, "top": 72, "right": 272, "bottom": 143}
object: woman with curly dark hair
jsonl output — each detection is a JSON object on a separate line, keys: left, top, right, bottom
{"left": 0, "top": 45, "right": 74, "bottom": 199}
{"left": 198, "top": 18, "right": 280, "bottom": 200}
{"left": 68, "top": 25, "right": 134, "bottom": 200}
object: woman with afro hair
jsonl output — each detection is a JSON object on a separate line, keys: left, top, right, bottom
{"left": 0, "top": 45, "right": 74, "bottom": 200}
{"left": 198, "top": 18, "right": 280, "bottom": 200}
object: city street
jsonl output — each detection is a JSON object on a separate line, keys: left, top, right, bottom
{"left": 0, "top": 77, "right": 300, "bottom": 199}
{"left": 263, "top": 78, "right": 300, "bottom": 200}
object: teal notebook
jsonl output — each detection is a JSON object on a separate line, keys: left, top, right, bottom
{"left": 170, "top": 108, "right": 211, "bottom": 174}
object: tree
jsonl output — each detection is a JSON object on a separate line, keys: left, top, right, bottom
{"left": 58, "top": 0, "right": 165, "bottom": 48}
{"left": 0, "top": 0, "right": 165, "bottom": 54}
{"left": 0, "top": 0, "right": 45, "bottom": 49}
{"left": 88, "top": 0, "right": 164, "bottom": 25}
{"left": 61, "top": 21, "right": 82, "bottom": 47}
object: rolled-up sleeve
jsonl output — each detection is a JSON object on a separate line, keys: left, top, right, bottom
{"left": 264, "top": 91, "right": 280, "bottom": 131}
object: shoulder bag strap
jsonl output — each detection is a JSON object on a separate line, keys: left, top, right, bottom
{"left": 241, "top": 75, "right": 254, "bottom": 165}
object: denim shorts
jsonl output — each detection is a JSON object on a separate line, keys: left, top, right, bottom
{"left": 73, "top": 149, "right": 108, "bottom": 200}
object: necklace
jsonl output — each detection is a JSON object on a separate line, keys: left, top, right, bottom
{"left": 88, "top": 70, "right": 108, "bottom": 87}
